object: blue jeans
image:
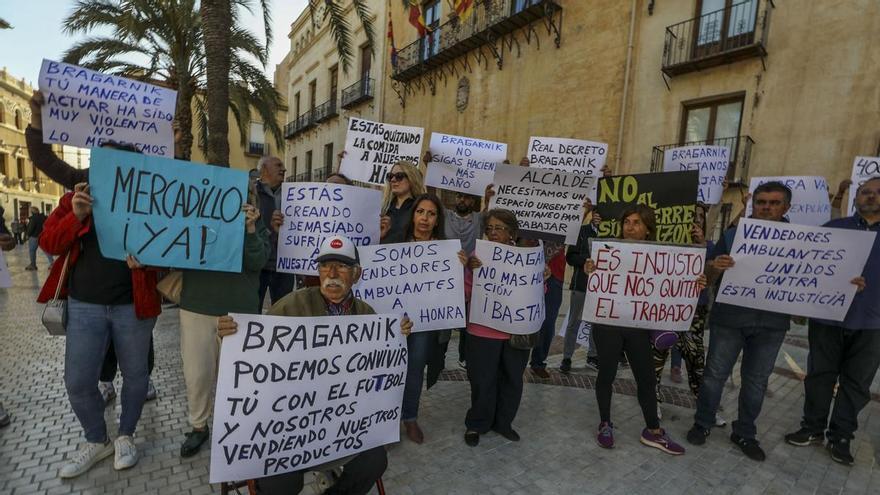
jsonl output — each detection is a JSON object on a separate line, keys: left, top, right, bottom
{"left": 65, "top": 298, "right": 155, "bottom": 442}
{"left": 258, "top": 269, "right": 297, "bottom": 309}
{"left": 402, "top": 331, "right": 435, "bottom": 421}
{"left": 28, "top": 237, "right": 53, "bottom": 267}
{"left": 530, "top": 277, "right": 563, "bottom": 368}
{"left": 694, "top": 323, "right": 786, "bottom": 440}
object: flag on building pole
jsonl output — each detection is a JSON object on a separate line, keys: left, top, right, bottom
{"left": 388, "top": 10, "right": 399, "bottom": 70}
{"left": 454, "top": 0, "right": 475, "bottom": 21}
{"left": 408, "top": 0, "right": 428, "bottom": 37}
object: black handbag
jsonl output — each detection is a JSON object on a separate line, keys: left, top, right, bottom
{"left": 509, "top": 331, "right": 539, "bottom": 350}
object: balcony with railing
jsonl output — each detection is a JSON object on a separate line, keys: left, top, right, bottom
{"left": 341, "top": 78, "right": 374, "bottom": 109}
{"left": 392, "top": 0, "right": 561, "bottom": 82}
{"left": 246, "top": 142, "right": 266, "bottom": 156}
{"left": 313, "top": 99, "right": 338, "bottom": 123}
{"left": 662, "top": 0, "right": 770, "bottom": 77}
{"left": 650, "top": 135, "right": 755, "bottom": 184}
{"left": 291, "top": 166, "right": 334, "bottom": 183}
{"left": 283, "top": 110, "right": 316, "bottom": 139}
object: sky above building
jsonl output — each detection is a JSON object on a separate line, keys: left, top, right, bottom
{"left": 0, "top": 0, "right": 309, "bottom": 85}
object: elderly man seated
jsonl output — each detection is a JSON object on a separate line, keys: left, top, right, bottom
{"left": 218, "top": 235, "right": 412, "bottom": 495}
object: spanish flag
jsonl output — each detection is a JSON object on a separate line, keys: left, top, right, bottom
{"left": 388, "top": 12, "right": 399, "bottom": 70}
{"left": 408, "top": 0, "right": 427, "bottom": 37}
{"left": 454, "top": 0, "right": 475, "bottom": 22}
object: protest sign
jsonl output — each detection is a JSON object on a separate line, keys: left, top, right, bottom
{"left": 38, "top": 59, "right": 176, "bottom": 157}
{"left": 715, "top": 219, "right": 876, "bottom": 321}
{"left": 425, "top": 132, "right": 507, "bottom": 195}
{"left": 0, "top": 249, "right": 11, "bottom": 288}
{"left": 469, "top": 239, "right": 545, "bottom": 335}
{"left": 662, "top": 145, "right": 729, "bottom": 204}
{"left": 89, "top": 147, "right": 248, "bottom": 272}
{"left": 557, "top": 312, "right": 591, "bottom": 348}
{"left": 581, "top": 240, "right": 705, "bottom": 332}
{"left": 338, "top": 118, "right": 424, "bottom": 185}
{"left": 848, "top": 156, "right": 880, "bottom": 216}
{"left": 489, "top": 164, "right": 594, "bottom": 244}
{"left": 209, "top": 313, "right": 407, "bottom": 483}
{"left": 353, "top": 240, "right": 465, "bottom": 332}
{"left": 596, "top": 171, "right": 699, "bottom": 244}
{"left": 276, "top": 183, "right": 381, "bottom": 276}
{"left": 527, "top": 137, "right": 607, "bottom": 175}
{"left": 745, "top": 176, "right": 831, "bottom": 226}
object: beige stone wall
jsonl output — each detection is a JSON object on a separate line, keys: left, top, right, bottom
{"left": 188, "top": 104, "right": 266, "bottom": 172}
{"left": 281, "top": 1, "right": 388, "bottom": 178}
{"left": 0, "top": 68, "right": 64, "bottom": 225}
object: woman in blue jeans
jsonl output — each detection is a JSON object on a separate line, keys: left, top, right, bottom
{"left": 397, "top": 193, "right": 467, "bottom": 444}
{"left": 38, "top": 183, "right": 161, "bottom": 479}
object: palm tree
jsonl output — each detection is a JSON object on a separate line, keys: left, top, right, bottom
{"left": 0, "top": 18, "right": 12, "bottom": 29}
{"left": 200, "top": 0, "right": 375, "bottom": 166}
{"left": 62, "top": 0, "right": 283, "bottom": 163}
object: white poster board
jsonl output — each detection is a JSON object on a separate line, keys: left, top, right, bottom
{"left": 38, "top": 59, "right": 176, "bottom": 157}
{"left": 582, "top": 240, "right": 705, "bottom": 332}
{"left": 557, "top": 312, "right": 591, "bottom": 348}
{"left": 662, "top": 145, "right": 729, "bottom": 205}
{"left": 0, "top": 249, "right": 11, "bottom": 288}
{"left": 746, "top": 176, "right": 831, "bottom": 226}
{"left": 715, "top": 219, "right": 876, "bottom": 321}
{"left": 489, "top": 164, "right": 593, "bottom": 245}
{"left": 353, "top": 240, "right": 466, "bottom": 332}
{"left": 276, "top": 183, "right": 381, "bottom": 275}
{"left": 209, "top": 313, "right": 407, "bottom": 483}
{"left": 849, "top": 156, "right": 880, "bottom": 216}
{"left": 469, "top": 239, "right": 545, "bottom": 335}
{"left": 425, "top": 132, "right": 507, "bottom": 195}
{"left": 339, "top": 118, "right": 424, "bottom": 185}
{"left": 527, "top": 137, "right": 607, "bottom": 175}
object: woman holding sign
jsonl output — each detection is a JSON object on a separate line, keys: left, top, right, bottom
{"left": 584, "top": 205, "right": 705, "bottom": 455}
{"left": 380, "top": 161, "right": 426, "bottom": 244}
{"left": 399, "top": 194, "right": 466, "bottom": 444}
{"left": 462, "top": 209, "right": 532, "bottom": 447}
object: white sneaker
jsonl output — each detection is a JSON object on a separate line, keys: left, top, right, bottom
{"left": 59, "top": 441, "right": 114, "bottom": 478}
{"left": 714, "top": 414, "right": 727, "bottom": 427}
{"left": 114, "top": 435, "right": 139, "bottom": 470}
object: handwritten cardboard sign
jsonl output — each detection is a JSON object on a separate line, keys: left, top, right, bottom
{"left": 209, "top": 313, "right": 407, "bottom": 483}
{"left": 276, "top": 183, "right": 381, "bottom": 276}
{"left": 425, "top": 132, "right": 507, "bottom": 195}
{"left": 662, "top": 145, "right": 729, "bottom": 205}
{"left": 353, "top": 240, "right": 466, "bottom": 332}
{"left": 596, "top": 171, "right": 699, "bottom": 244}
{"left": 527, "top": 137, "right": 607, "bottom": 175}
{"left": 469, "top": 239, "right": 545, "bottom": 335}
{"left": 746, "top": 176, "right": 831, "bottom": 226}
{"left": 89, "top": 147, "right": 248, "bottom": 272}
{"left": 38, "top": 59, "right": 176, "bottom": 157}
{"left": 582, "top": 240, "right": 705, "bottom": 332}
{"left": 0, "top": 249, "right": 11, "bottom": 288}
{"left": 716, "top": 219, "right": 876, "bottom": 321}
{"left": 557, "top": 312, "right": 591, "bottom": 348}
{"left": 489, "top": 164, "right": 594, "bottom": 244}
{"left": 339, "top": 118, "right": 424, "bottom": 185}
{"left": 849, "top": 156, "right": 880, "bottom": 216}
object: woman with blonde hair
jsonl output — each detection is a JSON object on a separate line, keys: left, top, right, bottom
{"left": 380, "top": 160, "right": 426, "bottom": 244}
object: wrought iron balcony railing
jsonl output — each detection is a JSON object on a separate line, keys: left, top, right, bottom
{"left": 293, "top": 170, "right": 312, "bottom": 182}
{"left": 662, "top": 0, "right": 770, "bottom": 77}
{"left": 247, "top": 142, "right": 266, "bottom": 156}
{"left": 283, "top": 110, "right": 316, "bottom": 139}
{"left": 392, "top": 0, "right": 561, "bottom": 82}
{"left": 650, "top": 135, "right": 755, "bottom": 184}
{"left": 341, "top": 78, "right": 374, "bottom": 108}
{"left": 313, "top": 99, "right": 338, "bottom": 123}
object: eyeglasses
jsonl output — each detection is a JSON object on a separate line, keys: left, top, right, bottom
{"left": 386, "top": 172, "right": 408, "bottom": 183}
{"left": 484, "top": 225, "right": 510, "bottom": 233}
{"left": 318, "top": 261, "right": 355, "bottom": 273}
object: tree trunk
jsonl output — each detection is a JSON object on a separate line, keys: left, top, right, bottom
{"left": 174, "top": 78, "right": 195, "bottom": 161}
{"left": 200, "top": 0, "right": 231, "bottom": 167}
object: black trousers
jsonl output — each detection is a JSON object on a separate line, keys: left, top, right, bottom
{"left": 464, "top": 334, "right": 530, "bottom": 433}
{"left": 255, "top": 447, "right": 387, "bottom": 495}
{"left": 594, "top": 325, "right": 659, "bottom": 429}
{"left": 801, "top": 321, "right": 880, "bottom": 441}
{"left": 101, "top": 335, "right": 155, "bottom": 382}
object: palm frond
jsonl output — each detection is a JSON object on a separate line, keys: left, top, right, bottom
{"left": 323, "top": 0, "right": 354, "bottom": 72}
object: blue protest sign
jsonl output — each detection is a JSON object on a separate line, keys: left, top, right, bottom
{"left": 89, "top": 147, "right": 248, "bottom": 272}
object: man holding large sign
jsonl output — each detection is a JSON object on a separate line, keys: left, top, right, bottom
{"left": 213, "top": 235, "right": 413, "bottom": 491}
{"left": 425, "top": 132, "right": 507, "bottom": 195}
{"left": 38, "top": 59, "right": 176, "bottom": 157}
{"left": 784, "top": 177, "right": 878, "bottom": 466}
{"left": 89, "top": 147, "right": 249, "bottom": 272}
{"left": 663, "top": 145, "right": 729, "bottom": 204}
{"left": 339, "top": 117, "right": 424, "bottom": 185}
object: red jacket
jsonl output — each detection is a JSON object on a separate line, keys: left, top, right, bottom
{"left": 37, "top": 192, "right": 161, "bottom": 319}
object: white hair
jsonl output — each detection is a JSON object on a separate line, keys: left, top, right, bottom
{"left": 257, "top": 156, "right": 281, "bottom": 173}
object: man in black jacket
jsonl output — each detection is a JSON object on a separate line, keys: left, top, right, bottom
{"left": 24, "top": 206, "right": 53, "bottom": 271}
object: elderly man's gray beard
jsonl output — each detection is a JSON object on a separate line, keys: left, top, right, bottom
{"left": 321, "top": 277, "right": 349, "bottom": 292}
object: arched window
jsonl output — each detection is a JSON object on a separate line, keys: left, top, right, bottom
{"left": 0, "top": 104, "right": 5, "bottom": 124}
{"left": 14, "top": 109, "right": 23, "bottom": 130}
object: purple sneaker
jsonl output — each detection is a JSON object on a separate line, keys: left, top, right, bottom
{"left": 640, "top": 428, "right": 685, "bottom": 455}
{"left": 596, "top": 422, "right": 614, "bottom": 449}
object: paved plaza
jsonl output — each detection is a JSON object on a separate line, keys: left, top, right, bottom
{"left": 1, "top": 245, "right": 879, "bottom": 494}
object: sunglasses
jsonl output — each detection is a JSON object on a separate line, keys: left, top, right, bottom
{"left": 386, "top": 172, "right": 408, "bottom": 183}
